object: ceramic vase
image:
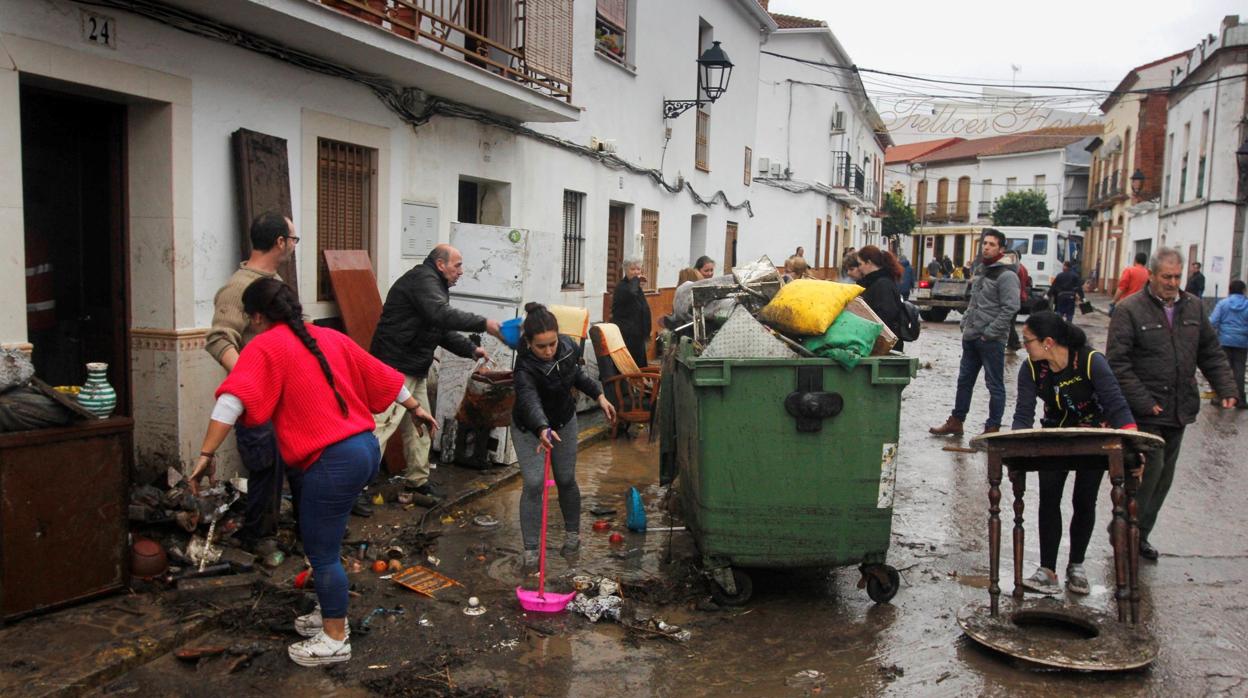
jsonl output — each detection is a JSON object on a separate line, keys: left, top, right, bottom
{"left": 77, "top": 362, "right": 117, "bottom": 419}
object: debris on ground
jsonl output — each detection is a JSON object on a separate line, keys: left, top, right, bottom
{"left": 569, "top": 592, "right": 623, "bottom": 623}
{"left": 786, "top": 669, "right": 827, "bottom": 690}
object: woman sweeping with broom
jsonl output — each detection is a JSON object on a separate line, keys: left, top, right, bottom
{"left": 512, "top": 302, "right": 616, "bottom": 569}
{"left": 187, "top": 278, "right": 437, "bottom": 666}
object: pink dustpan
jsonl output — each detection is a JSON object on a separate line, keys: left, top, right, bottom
{"left": 516, "top": 432, "right": 576, "bottom": 613}
{"left": 516, "top": 586, "right": 577, "bottom": 613}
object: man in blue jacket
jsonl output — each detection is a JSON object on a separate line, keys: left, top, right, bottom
{"left": 898, "top": 255, "right": 915, "bottom": 299}
{"left": 1210, "top": 279, "right": 1248, "bottom": 408}
{"left": 930, "top": 229, "right": 1021, "bottom": 436}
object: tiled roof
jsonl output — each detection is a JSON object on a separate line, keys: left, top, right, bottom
{"left": 911, "top": 125, "right": 1102, "bottom": 164}
{"left": 884, "top": 138, "right": 963, "bottom": 164}
{"left": 770, "top": 12, "right": 826, "bottom": 29}
{"left": 980, "top": 124, "right": 1103, "bottom": 157}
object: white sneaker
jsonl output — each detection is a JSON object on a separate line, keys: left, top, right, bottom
{"left": 294, "top": 608, "right": 323, "bottom": 638}
{"left": 288, "top": 630, "right": 351, "bottom": 667}
{"left": 1065, "top": 563, "right": 1090, "bottom": 595}
{"left": 1020, "top": 567, "right": 1060, "bottom": 595}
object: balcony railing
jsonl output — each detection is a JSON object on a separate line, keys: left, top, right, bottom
{"left": 978, "top": 200, "right": 992, "bottom": 217}
{"left": 863, "top": 180, "right": 879, "bottom": 208}
{"left": 831, "top": 152, "right": 865, "bottom": 198}
{"left": 313, "top": 0, "right": 573, "bottom": 102}
{"left": 1062, "top": 196, "right": 1088, "bottom": 214}
{"left": 923, "top": 201, "right": 971, "bottom": 223}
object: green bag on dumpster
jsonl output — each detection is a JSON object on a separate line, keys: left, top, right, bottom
{"left": 801, "top": 310, "right": 882, "bottom": 369}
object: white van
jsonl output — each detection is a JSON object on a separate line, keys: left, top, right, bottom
{"left": 993, "top": 226, "right": 1084, "bottom": 293}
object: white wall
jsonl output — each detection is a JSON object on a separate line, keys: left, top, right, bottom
{"left": 1159, "top": 50, "right": 1247, "bottom": 292}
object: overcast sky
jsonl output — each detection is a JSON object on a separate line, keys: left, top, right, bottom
{"left": 767, "top": 0, "right": 1241, "bottom": 91}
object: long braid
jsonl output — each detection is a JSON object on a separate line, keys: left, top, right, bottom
{"left": 244, "top": 279, "right": 349, "bottom": 417}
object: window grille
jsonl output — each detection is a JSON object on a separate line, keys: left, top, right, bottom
{"left": 561, "top": 190, "right": 585, "bottom": 288}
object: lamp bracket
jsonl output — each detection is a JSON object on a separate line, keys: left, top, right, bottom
{"left": 663, "top": 99, "right": 706, "bottom": 120}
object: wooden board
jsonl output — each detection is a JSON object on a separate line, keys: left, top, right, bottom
{"left": 324, "top": 250, "right": 383, "bottom": 351}
{"left": 232, "top": 129, "right": 297, "bottom": 295}
{"left": 971, "top": 427, "right": 1164, "bottom": 451}
{"left": 322, "top": 250, "right": 405, "bottom": 474}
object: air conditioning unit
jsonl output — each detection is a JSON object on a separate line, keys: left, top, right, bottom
{"left": 769, "top": 162, "right": 783, "bottom": 176}
{"left": 830, "top": 109, "right": 845, "bottom": 134}
{"left": 757, "top": 156, "right": 771, "bottom": 174}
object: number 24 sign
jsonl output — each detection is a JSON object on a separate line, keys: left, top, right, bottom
{"left": 81, "top": 10, "right": 116, "bottom": 49}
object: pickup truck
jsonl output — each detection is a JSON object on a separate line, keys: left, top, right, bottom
{"left": 913, "top": 277, "right": 969, "bottom": 323}
{"left": 913, "top": 276, "right": 1049, "bottom": 323}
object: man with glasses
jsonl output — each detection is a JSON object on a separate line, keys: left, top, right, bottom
{"left": 204, "top": 211, "right": 299, "bottom": 550}
{"left": 1107, "top": 247, "right": 1237, "bottom": 561}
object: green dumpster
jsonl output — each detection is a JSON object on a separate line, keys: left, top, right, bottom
{"left": 660, "top": 338, "right": 918, "bottom": 605}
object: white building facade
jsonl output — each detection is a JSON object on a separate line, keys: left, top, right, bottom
{"left": 748, "top": 14, "right": 889, "bottom": 272}
{"left": 889, "top": 127, "right": 1098, "bottom": 276}
{"left": 1156, "top": 15, "right": 1248, "bottom": 297}
{"left": 0, "top": 0, "right": 775, "bottom": 477}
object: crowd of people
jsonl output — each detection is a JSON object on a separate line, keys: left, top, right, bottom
{"left": 929, "top": 235, "right": 1242, "bottom": 597}
{"left": 188, "top": 212, "right": 1247, "bottom": 666}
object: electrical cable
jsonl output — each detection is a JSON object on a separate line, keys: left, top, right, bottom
{"left": 761, "top": 49, "right": 1245, "bottom": 97}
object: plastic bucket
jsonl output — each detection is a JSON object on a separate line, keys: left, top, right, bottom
{"left": 501, "top": 317, "right": 523, "bottom": 349}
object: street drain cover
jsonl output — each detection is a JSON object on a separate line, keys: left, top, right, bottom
{"left": 958, "top": 599, "right": 1157, "bottom": 671}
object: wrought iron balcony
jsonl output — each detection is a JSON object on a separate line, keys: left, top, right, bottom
{"left": 313, "top": 0, "right": 572, "bottom": 103}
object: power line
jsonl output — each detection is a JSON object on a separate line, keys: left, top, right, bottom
{"left": 761, "top": 50, "right": 1246, "bottom": 97}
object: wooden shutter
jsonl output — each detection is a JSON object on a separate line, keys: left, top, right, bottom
{"left": 695, "top": 110, "right": 710, "bottom": 172}
{"left": 526, "top": 0, "right": 574, "bottom": 85}
{"left": 956, "top": 177, "right": 971, "bottom": 220}
{"left": 316, "top": 138, "right": 375, "bottom": 302}
{"left": 641, "top": 209, "right": 660, "bottom": 291}
{"left": 596, "top": 0, "right": 627, "bottom": 29}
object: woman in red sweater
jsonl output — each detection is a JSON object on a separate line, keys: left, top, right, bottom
{"left": 188, "top": 279, "right": 436, "bottom": 666}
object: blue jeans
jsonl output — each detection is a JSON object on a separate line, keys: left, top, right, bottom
{"left": 287, "top": 432, "right": 379, "bottom": 619}
{"left": 235, "top": 421, "right": 285, "bottom": 545}
{"left": 952, "top": 337, "right": 1007, "bottom": 429}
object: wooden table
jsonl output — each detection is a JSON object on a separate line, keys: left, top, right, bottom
{"left": 970, "top": 428, "right": 1165, "bottom": 625}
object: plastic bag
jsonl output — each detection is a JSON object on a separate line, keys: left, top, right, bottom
{"left": 757, "top": 280, "right": 864, "bottom": 337}
{"left": 802, "top": 310, "right": 883, "bottom": 370}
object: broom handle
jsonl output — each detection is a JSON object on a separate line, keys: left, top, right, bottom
{"left": 537, "top": 430, "right": 553, "bottom": 596}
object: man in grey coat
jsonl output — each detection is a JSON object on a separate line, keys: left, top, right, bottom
{"left": 1107, "top": 247, "right": 1237, "bottom": 560}
{"left": 930, "top": 229, "right": 1020, "bottom": 436}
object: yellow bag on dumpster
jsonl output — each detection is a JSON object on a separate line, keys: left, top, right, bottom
{"left": 757, "top": 279, "right": 864, "bottom": 336}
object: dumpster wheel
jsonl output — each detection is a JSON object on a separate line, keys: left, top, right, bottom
{"left": 710, "top": 569, "right": 753, "bottom": 606}
{"left": 861, "top": 564, "right": 901, "bottom": 604}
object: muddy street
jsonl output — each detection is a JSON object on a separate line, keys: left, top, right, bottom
{"left": 91, "top": 309, "right": 1247, "bottom": 697}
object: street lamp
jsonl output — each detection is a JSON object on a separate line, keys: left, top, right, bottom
{"left": 662, "top": 41, "right": 734, "bottom": 119}
{"left": 1130, "top": 168, "right": 1146, "bottom": 197}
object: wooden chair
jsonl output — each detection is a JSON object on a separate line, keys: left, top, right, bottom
{"left": 589, "top": 324, "right": 659, "bottom": 438}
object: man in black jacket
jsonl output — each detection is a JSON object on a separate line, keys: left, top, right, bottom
{"left": 1107, "top": 247, "right": 1237, "bottom": 560}
{"left": 1184, "top": 261, "right": 1205, "bottom": 298}
{"left": 370, "top": 244, "right": 503, "bottom": 496}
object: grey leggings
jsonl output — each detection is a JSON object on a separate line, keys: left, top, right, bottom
{"left": 514, "top": 416, "right": 580, "bottom": 550}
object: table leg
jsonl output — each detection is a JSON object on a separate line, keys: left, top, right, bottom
{"left": 1126, "top": 469, "right": 1141, "bottom": 624}
{"left": 1010, "top": 469, "right": 1026, "bottom": 601}
{"left": 988, "top": 452, "right": 1003, "bottom": 616}
{"left": 1108, "top": 447, "right": 1128, "bottom": 623}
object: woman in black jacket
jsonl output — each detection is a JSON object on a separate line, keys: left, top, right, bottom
{"left": 512, "top": 303, "right": 616, "bottom": 567}
{"left": 1013, "top": 312, "right": 1136, "bottom": 596}
{"left": 855, "top": 245, "right": 907, "bottom": 351}
{"left": 610, "top": 259, "right": 652, "bottom": 367}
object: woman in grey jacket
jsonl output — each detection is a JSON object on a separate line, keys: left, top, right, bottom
{"left": 512, "top": 303, "right": 616, "bottom": 567}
